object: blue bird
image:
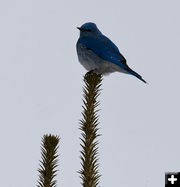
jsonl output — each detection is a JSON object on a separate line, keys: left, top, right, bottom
{"left": 76, "top": 22, "right": 146, "bottom": 83}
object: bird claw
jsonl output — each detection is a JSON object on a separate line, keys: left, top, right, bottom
{"left": 86, "top": 70, "right": 95, "bottom": 75}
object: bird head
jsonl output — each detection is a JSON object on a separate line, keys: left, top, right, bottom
{"left": 77, "top": 22, "right": 102, "bottom": 37}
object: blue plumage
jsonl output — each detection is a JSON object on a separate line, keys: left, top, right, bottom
{"left": 76, "top": 22, "right": 146, "bottom": 83}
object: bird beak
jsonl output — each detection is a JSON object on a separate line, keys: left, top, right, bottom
{"left": 77, "top": 27, "right": 85, "bottom": 32}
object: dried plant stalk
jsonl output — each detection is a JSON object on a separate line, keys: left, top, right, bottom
{"left": 37, "top": 134, "right": 59, "bottom": 187}
{"left": 79, "top": 72, "right": 102, "bottom": 187}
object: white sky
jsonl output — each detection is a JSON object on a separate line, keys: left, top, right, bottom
{"left": 0, "top": 0, "right": 180, "bottom": 187}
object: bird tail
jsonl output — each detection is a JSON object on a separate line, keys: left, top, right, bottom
{"left": 125, "top": 67, "right": 147, "bottom": 83}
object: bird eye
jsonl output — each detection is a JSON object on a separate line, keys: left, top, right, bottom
{"left": 86, "top": 29, "right": 92, "bottom": 32}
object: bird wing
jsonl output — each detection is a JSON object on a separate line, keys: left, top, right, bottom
{"left": 77, "top": 35, "right": 147, "bottom": 83}
{"left": 78, "top": 35, "right": 129, "bottom": 70}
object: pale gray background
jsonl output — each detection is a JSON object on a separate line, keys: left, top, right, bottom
{"left": 0, "top": 0, "right": 180, "bottom": 187}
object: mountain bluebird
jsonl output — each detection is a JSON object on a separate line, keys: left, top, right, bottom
{"left": 76, "top": 22, "right": 146, "bottom": 83}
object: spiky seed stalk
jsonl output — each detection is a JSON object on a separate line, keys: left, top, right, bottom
{"left": 79, "top": 72, "right": 102, "bottom": 187}
{"left": 37, "top": 134, "right": 60, "bottom": 187}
